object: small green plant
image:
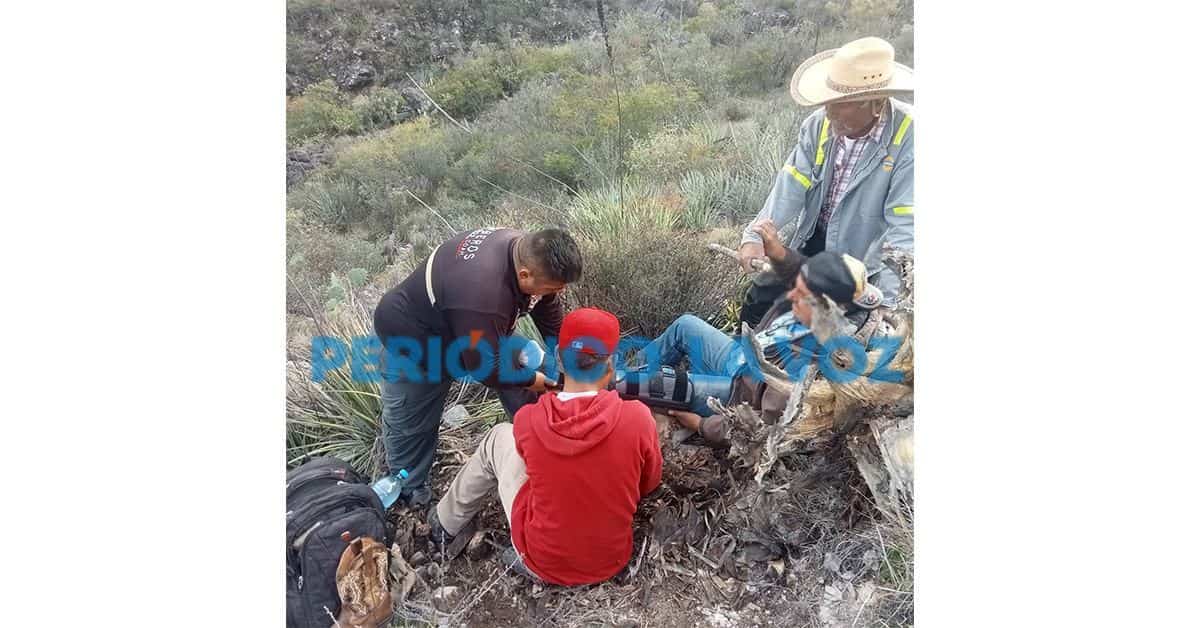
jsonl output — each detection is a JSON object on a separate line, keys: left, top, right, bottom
{"left": 347, "top": 267, "right": 369, "bottom": 288}
{"left": 323, "top": 277, "right": 350, "bottom": 314}
{"left": 296, "top": 176, "right": 361, "bottom": 230}
{"left": 629, "top": 125, "right": 724, "bottom": 183}
{"left": 873, "top": 512, "right": 914, "bottom": 625}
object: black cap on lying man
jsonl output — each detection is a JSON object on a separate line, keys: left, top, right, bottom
{"left": 800, "top": 251, "right": 884, "bottom": 310}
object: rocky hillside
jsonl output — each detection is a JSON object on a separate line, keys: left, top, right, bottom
{"left": 286, "top": 0, "right": 905, "bottom": 96}
{"left": 287, "top": 0, "right": 604, "bottom": 94}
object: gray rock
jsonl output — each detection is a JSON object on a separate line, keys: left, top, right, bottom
{"left": 465, "top": 530, "right": 491, "bottom": 560}
{"left": 337, "top": 61, "right": 375, "bottom": 91}
{"left": 285, "top": 145, "right": 332, "bottom": 190}
{"left": 400, "top": 86, "right": 431, "bottom": 113}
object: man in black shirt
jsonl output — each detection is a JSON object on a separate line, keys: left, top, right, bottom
{"left": 373, "top": 227, "right": 583, "bottom": 507}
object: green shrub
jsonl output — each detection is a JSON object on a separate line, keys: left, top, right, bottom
{"left": 540, "top": 151, "right": 582, "bottom": 189}
{"left": 569, "top": 224, "right": 744, "bottom": 338}
{"left": 292, "top": 117, "right": 470, "bottom": 234}
{"left": 353, "top": 86, "right": 410, "bottom": 131}
{"left": 442, "top": 71, "right": 701, "bottom": 208}
{"left": 287, "top": 79, "right": 361, "bottom": 146}
{"left": 656, "top": 36, "right": 729, "bottom": 101}
{"left": 446, "top": 78, "right": 591, "bottom": 203}
{"left": 684, "top": 1, "right": 744, "bottom": 46}
{"left": 550, "top": 78, "right": 703, "bottom": 146}
{"left": 427, "top": 43, "right": 591, "bottom": 120}
{"left": 562, "top": 176, "right": 743, "bottom": 336}
{"left": 726, "top": 27, "right": 808, "bottom": 93}
{"left": 628, "top": 124, "right": 725, "bottom": 182}
{"left": 514, "top": 43, "right": 592, "bottom": 77}
{"left": 295, "top": 176, "right": 363, "bottom": 230}
{"left": 428, "top": 57, "right": 505, "bottom": 120}
{"left": 331, "top": 116, "right": 456, "bottom": 195}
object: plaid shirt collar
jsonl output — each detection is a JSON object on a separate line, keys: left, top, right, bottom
{"left": 819, "top": 104, "right": 890, "bottom": 226}
{"left": 862, "top": 104, "right": 889, "bottom": 144}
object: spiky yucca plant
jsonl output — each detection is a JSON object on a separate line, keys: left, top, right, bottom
{"left": 568, "top": 178, "right": 680, "bottom": 240}
{"left": 286, "top": 291, "right": 387, "bottom": 475}
{"left": 679, "top": 169, "right": 728, "bottom": 230}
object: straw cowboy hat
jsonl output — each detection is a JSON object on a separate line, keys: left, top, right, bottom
{"left": 790, "top": 36, "right": 913, "bottom": 106}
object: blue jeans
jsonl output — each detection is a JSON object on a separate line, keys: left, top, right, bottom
{"left": 637, "top": 314, "right": 745, "bottom": 377}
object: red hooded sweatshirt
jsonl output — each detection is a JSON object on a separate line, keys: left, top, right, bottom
{"left": 510, "top": 389, "right": 662, "bottom": 585}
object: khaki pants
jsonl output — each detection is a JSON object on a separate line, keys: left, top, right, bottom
{"left": 436, "top": 423, "right": 529, "bottom": 536}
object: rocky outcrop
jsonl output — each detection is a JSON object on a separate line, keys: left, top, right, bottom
{"left": 286, "top": 143, "right": 332, "bottom": 190}
{"left": 286, "top": 0, "right": 598, "bottom": 95}
{"left": 336, "top": 60, "right": 376, "bottom": 91}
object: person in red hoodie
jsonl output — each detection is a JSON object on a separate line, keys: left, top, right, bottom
{"left": 428, "top": 307, "right": 663, "bottom": 585}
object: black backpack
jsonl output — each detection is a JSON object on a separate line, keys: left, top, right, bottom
{"left": 286, "top": 456, "right": 389, "bottom": 628}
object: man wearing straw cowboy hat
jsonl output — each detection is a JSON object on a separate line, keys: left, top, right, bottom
{"left": 736, "top": 36, "right": 914, "bottom": 327}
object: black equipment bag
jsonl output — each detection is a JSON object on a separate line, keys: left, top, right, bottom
{"left": 286, "top": 456, "right": 388, "bottom": 628}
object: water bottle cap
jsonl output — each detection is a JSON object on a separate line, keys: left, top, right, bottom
{"left": 398, "top": 469, "right": 409, "bottom": 479}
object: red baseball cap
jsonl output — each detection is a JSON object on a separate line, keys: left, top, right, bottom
{"left": 558, "top": 307, "right": 620, "bottom": 356}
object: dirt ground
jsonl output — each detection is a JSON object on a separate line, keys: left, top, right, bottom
{"left": 383, "top": 428, "right": 912, "bottom": 628}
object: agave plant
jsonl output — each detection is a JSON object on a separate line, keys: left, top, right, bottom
{"left": 679, "top": 169, "right": 728, "bottom": 230}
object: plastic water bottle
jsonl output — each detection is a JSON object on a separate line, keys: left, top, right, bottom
{"left": 371, "top": 469, "right": 410, "bottom": 508}
{"left": 442, "top": 404, "right": 471, "bottom": 428}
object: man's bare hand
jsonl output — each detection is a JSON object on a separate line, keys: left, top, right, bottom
{"left": 752, "top": 220, "right": 788, "bottom": 263}
{"left": 666, "top": 409, "right": 703, "bottom": 432}
{"left": 737, "top": 241, "right": 766, "bottom": 272}
{"left": 527, "top": 371, "right": 560, "bottom": 393}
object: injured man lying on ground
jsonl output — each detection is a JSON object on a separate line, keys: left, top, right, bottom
{"left": 627, "top": 249, "right": 895, "bottom": 445}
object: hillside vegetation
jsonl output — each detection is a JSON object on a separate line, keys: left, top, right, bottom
{"left": 287, "top": 0, "right": 911, "bottom": 328}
